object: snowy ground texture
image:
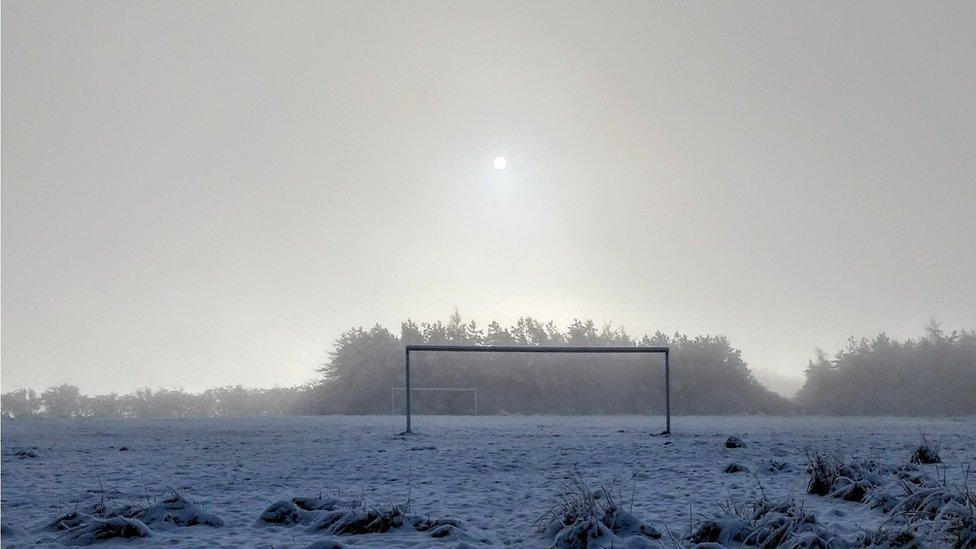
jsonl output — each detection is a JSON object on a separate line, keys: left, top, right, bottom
{"left": 2, "top": 415, "right": 975, "bottom": 548}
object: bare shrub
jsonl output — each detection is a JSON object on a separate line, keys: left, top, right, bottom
{"left": 131, "top": 490, "right": 223, "bottom": 527}
{"left": 725, "top": 436, "right": 747, "bottom": 448}
{"left": 910, "top": 434, "right": 942, "bottom": 465}
{"left": 857, "top": 524, "right": 919, "bottom": 548}
{"left": 536, "top": 466, "right": 661, "bottom": 548}
{"left": 258, "top": 500, "right": 313, "bottom": 525}
{"left": 806, "top": 451, "right": 887, "bottom": 505}
{"left": 724, "top": 462, "right": 750, "bottom": 474}
{"left": 890, "top": 476, "right": 976, "bottom": 547}
{"left": 259, "top": 495, "right": 362, "bottom": 526}
{"left": 308, "top": 505, "right": 406, "bottom": 535}
{"left": 686, "top": 494, "right": 840, "bottom": 548}
{"left": 58, "top": 516, "right": 152, "bottom": 546}
{"left": 301, "top": 501, "right": 466, "bottom": 540}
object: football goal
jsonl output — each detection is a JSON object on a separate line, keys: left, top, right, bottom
{"left": 402, "top": 344, "right": 670, "bottom": 434}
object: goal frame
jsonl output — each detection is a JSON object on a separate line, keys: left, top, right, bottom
{"left": 403, "top": 344, "right": 670, "bottom": 434}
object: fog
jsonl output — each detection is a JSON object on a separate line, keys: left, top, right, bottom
{"left": 4, "top": 314, "right": 973, "bottom": 418}
{"left": 3, "top": 1, "right": 975, "bottom": 395}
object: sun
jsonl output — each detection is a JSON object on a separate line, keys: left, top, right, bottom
{"left": 492, "top": 156, "right": 507, "bottom": 170}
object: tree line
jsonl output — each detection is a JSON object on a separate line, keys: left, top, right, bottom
{"left": 1, "top": 385, "right": 305, "bottom": 419}
{"left": 3, "top": 314, "right": 973, "bottom": 419}
{"left": 795, "top": 322, "right": 975, "bottom": 415}
{"left": 304, "top": 311, "right": 790, "bottom": 415}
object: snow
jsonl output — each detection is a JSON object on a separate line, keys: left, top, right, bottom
{"left": 2, "top": 415, "right": 974, "bottom": 547}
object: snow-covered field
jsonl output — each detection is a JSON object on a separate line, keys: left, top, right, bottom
{"left": 2, "top": 415, "right": 974, "bottom": 547}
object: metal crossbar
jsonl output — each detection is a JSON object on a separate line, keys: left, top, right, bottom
{"left": 403, "top": 344, "right": 670, "bottom": 434}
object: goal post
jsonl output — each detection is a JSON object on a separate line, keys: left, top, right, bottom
{"left": 403, "top": 344, "right": 670, "bottom": 434}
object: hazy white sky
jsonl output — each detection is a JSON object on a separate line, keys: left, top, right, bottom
{"left": 3, "top": 1, "right": 975, "bottom": 394}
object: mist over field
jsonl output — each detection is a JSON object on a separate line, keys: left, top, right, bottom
{"left": 3, "top": 1, "right": 975, "bottom": 399}
{"left": 3, "top": 1, "right": 976, "bottom": 547}
{"left": 4, "top": 313, "right": 973, "bottom": 419}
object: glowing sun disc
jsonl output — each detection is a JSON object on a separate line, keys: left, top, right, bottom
{"left": 492, "top": 156, "right": 507, "bottom": 170}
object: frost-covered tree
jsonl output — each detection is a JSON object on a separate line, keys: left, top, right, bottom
{"left": 1, "top": 388, "right": 41, "bottom": 419}
{"left": 309, "top": 311, "right": 790, "bottom": 415}
{"left": 40, "top": 384, "right": 82, "bottom": 418}
{"left": 796, "top": 323, "right": 976, "bottom": 415}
